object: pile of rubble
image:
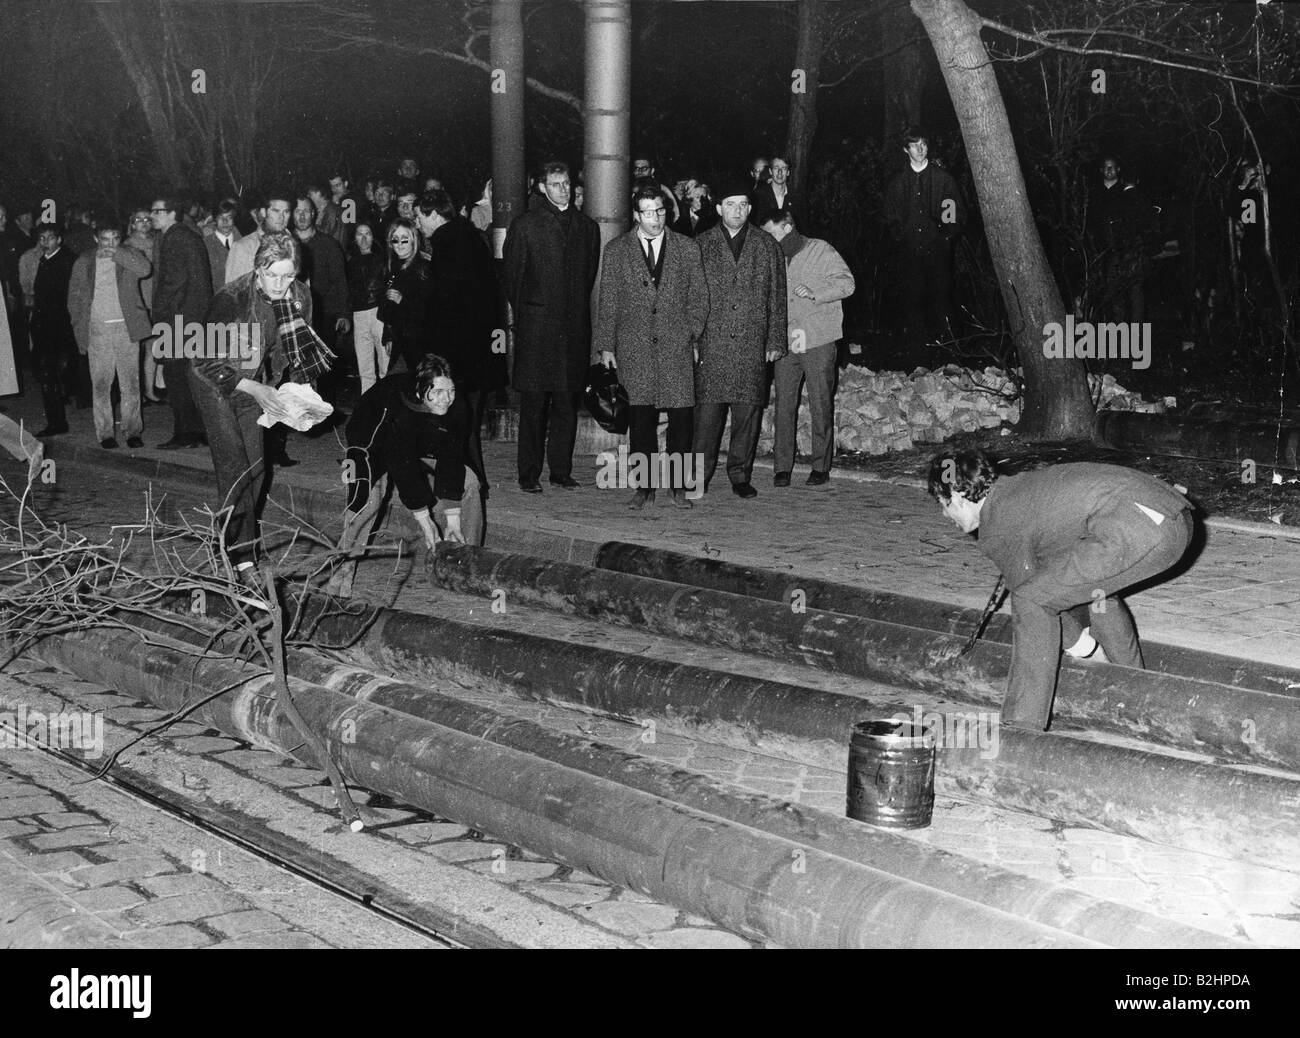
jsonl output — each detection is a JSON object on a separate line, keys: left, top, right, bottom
{"left": 756, "top": 364, "right": 1162, "bottom": 458}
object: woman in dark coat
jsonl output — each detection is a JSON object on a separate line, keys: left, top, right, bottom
{"left": 377, "top": 218, "right": 432, "bottom": 374}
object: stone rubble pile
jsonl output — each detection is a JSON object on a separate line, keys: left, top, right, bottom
{"left": 756, "top": 364, "right": 1159, "bottom": 458}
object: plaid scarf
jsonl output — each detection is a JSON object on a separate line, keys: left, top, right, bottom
{"left": 271, "top": 295, "right": 335, "bottom": 384}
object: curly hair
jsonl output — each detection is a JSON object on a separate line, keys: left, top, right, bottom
{"left": 927, "top": 448, "right": 999, "bottom": 503}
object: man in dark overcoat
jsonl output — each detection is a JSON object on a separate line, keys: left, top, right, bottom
{"left": 693, "top": 181, "right": 787, "bottom": 498}
{"left": 595, "top": 184, "right": 709, "bottom": 509}
{"left": 928, "top": 449, "right": 1193, "bottom": 731}
{"left": 151, "top": 194, "right": 212, "bottom": 448}
{"left": 501, "top": 160, "right": 601, "bottom": 492}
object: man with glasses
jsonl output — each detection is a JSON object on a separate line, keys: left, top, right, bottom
{"left": 150, "top": 195, "right": 212, "bottom": 449}
{"left": 693, "top": 180, "right": 787, "bottom": 498}
{"left": 502, "top": 159, "right": 601, "bottom": 493}
{"left": 594, "top": 183, "right": 708, "bottom": 509}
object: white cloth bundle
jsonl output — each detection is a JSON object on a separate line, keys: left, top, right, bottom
{"left": 256, "top": 383, "right": 334, "bottom": 432}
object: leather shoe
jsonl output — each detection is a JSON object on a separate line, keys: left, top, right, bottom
{"left": 806, "top": 470, "right": 830, "bottom": 486}
{"left": 731, "top": 482, "right": 758, "bottom": 499}
{"left": 628, "top": 489, "right": 656, "bottom": 510}
{"left": 36, "top": 426, "right": 69, "bottom": 437}
{"left": 100, "top": 437, "right": 119, "bottom": 449}
{"left": 126, "top": 436, "right": 144, "bottom": 449}
{"left": 519, "top": 481, "right": 543, "bottom": 494}
{"left": 773, "top": 471, "right": 791, "bottom": 488}
{"left": 670, "top": 489, "right": 693, "bottom": 509}
{"left": 549, "top": 476, "right": 581, "bottom": 488}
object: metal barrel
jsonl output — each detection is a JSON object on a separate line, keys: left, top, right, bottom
{"left": 848, "top": 720, "right": 937, "bottom": 829}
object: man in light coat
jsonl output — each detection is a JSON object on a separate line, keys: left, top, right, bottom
{"left": 693, "top": 181, "right": 787, "bottom": 498}
{"left": 595, "top": 183, "right": 709, "bottom": 509}
{"left": 68, "top": 224, "right": 152, "bottom": 448}
{"left": 760, "top": 207, "right": 855, "bottom": 486}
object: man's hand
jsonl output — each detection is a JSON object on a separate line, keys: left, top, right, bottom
{"left": 336, "top": 316, "right": 352, "bottom": 334}
{"left": 385, "top": 288, "right": 403, "bottom": 304}
{"left": 765, "top": 349, "right": 783, "bottom": 362}
{"left": 599, "top": 350, "right": 616, "bottom": 369}
{"left": 238, "top": 380, "right": 292, "bottom": 421}
{"left": 793, "top": 284, "right": 816, "bottom": 301}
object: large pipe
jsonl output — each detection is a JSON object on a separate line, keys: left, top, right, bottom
{"left": 592, "top": 542, "right": 1300, "bottom": 695}
{"left": 23, "top": 626, "right": 1102, "bottom": 949}
{"left": 293, "top": 592, "right": 1300, "bottom": 871}
{"left": 583, "top": 0, "right": 632, "bottom": 259}
{"left": 432, "top": 546, "right": 1300, "bottom": 773}
{"left": 1094, "top": 410, "right": 1300, "bottom": 470}
{"left": 116, "top": 604, "right": 1238, "bottom": 949}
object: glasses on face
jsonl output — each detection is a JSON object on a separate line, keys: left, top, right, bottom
{"left": 149, "top": 208, "right": 168, "bottom": 214}
{"left": 637, "top": 208, "right": 666, "bottom": 218}
{"left": 260, "top": 272, "right": 296, "bottom": 283}
{"left": 390, "top": 237, "right": 414, "bottom": 246}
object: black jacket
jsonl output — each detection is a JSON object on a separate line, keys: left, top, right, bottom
{"left": 347, "top": 249, "right": 386, "bottom": 312}
{"left": 297, "top": 231, "right": 349, "bottom": 321}
{"left": 883, "top": 162, "right": 965, "bottom": 251}
{"left": 153, "top": 222, "right": 213, "bottom": 326}
{"left": 345, "top": 372, "right": 468, "bottom": 512}
{"left": 32, "top": 248, "right": 76, "bottom": 321}
{"left": 427, "top": 216, "right": 507, "bottom": 392}
{"left": 378, "top": 256, "right": 432, "bottom": 350}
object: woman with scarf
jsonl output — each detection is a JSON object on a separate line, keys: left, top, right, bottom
{"left": 192, "top": 231, "right": 335, "bottom": 586}
{"left": 377, "top": 217, "right": 432, "bottom": 374}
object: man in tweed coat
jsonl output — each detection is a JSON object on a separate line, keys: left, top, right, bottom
{"left": 693, "top": 181, "right": 787, "bottom": 498}
{"left": 595, "top": 183, "right": 709, "bottom": 509}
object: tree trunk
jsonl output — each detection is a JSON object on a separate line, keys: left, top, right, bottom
{"left": 784, "top": 0, "right": 824, "bottom": 197}
{"left": 881, "top": 1, "right": 927, "bottom": 146}
{"left": 95, "top": 3, "right": 184, "bottom": 189}
{"left": 911, "top": 0, "right": 1094, "bottom": 439}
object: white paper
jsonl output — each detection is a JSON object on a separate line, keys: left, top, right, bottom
{"left": 256, "top": 383, "right": 334, "bottom": 431}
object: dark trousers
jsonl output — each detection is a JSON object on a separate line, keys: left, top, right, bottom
{"left": 29, "top": 315, "right": 75, "bottom": 431}
{"left": 773, "top": 341, "right": 837, "bottom": 475}
{"left": 693, "top": 401, "right": 761, "bottom": 490}
{"left": 1003, "top": 510, "right": 1193, "bottom": 730}
{"left": 191, "top": 377, "right": 267, "bottom": 566}
{"left": 628, "top": 405, "right": 694, "bottom": 490}
{"left": 462, "top": 387, "right": 489, "bottom": 493}
{"left": 517, "top": 390, "right": 577, "bottom": 484}
{"left": 901, "top": 240, "right": 954, "bottom": 344}
{"left": 163, "top": 358, "right": 205, "bottom": 439}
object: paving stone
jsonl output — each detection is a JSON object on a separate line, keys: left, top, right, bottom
{"left": 465, "top": 860, "right": 558, "bottom": 883}
{"left": 385, "top": 821, "right": 472, "bottom": 844}
{"left": 70, "top": 885, "right": 147, "bottom": 913}
{"left": 579, "top": 900, "right": 681, "bottom": 936}
{"left": 0, "top": 796, "right": 65, "bottom": 819}
{"left": 0, "top": 819, "right": 38, "bottom": 839}
{"left": 26, "top": 851, "right": 94, "bottom": 875}
{"left": 293, "top": 785, "right": 341, "bottom": 809}
{"left": 526, "top": 881, "right": 613, "bottom": 909}
{"left": 207, "top": 910, "right": 291, "bottom": 938}
{"left": 0, "top": 783, "right": 49, "bottom": 800}
{"left": 215, "top": 749, "right": 287, "bottom": 770}
{"left": 71, "top": 858, "right": 178, "bottom": 886}
{"left": 209, "top": 931, "right": 333, "bottom": 949}
{"left": 128, "top": 891, "right": 249, "bottom": 927}
{"left": 421, "top": 840, "right": 505, "bottom": 864}
{"left": 37, "top": 812, "right": 102, "bottom": 829}
{"left": 638, "top": 928, "right": 755, "bottom": 949}
{"left": 139, "top": 872, "right": 229, "bottom": 898}
{"left": 173, "top": 736, "right": 243, "bottom": 753}
{"left": 88, "top": 843, "right": 174, "bottom": 863}
{"left": 27, "top": 828, "right": 114, "bottom": 851}
{"left": 234, "top": 765, "right": 320, "bottom": 790}
{"left": 123, "top": 924, "right": 214, "bottom": 949}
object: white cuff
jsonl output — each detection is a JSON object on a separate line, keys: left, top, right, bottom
{"left": 1064, "top": 628, "right": 1098, "bottom": 659}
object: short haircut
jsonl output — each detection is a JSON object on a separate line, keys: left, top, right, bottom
{"left": 264, "top": 189, "right": 294, "bottom": 210}
{"left": 631, "top": 182, "right": 666, "bottom": 210}
{"left": 153, "top": 195, "right": 185, "bottom": 217}
{"left": 418, "top": 189, "right": 458, "bottom": 222}
{"left": 902, "top": 126, "right": 929, "bottom": 147}
{"left": 305, "top": 182, "right": 328, "bottom": 198}
{"left": 760, "top": 206, "right": 795, "bottom": 229}
{"left": 539, "top": 160, "right": 569, "bottom": 181}
{"left": 329, "top": 171, "right": 349, "bottom": 184}
{"left": 215, "top": 198, "right": 240, "bottom": 217}
{"left": 253, "top": 230, "right": 301, "bottom": 272}
{"left": 415, "top": 353, "right": 455, "bottom": 397}
{"left": 926, "top": 449, "right": 999, "bottom": 504}
{"left": 36, "top": 222, "right": 63, "bottom": 238}
{"left": 374, "top": 178, "right": 394, "bottom": 191}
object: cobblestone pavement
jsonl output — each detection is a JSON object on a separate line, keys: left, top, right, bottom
{"left": 0, "top": 664, "right": 757, "bottom": 949}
